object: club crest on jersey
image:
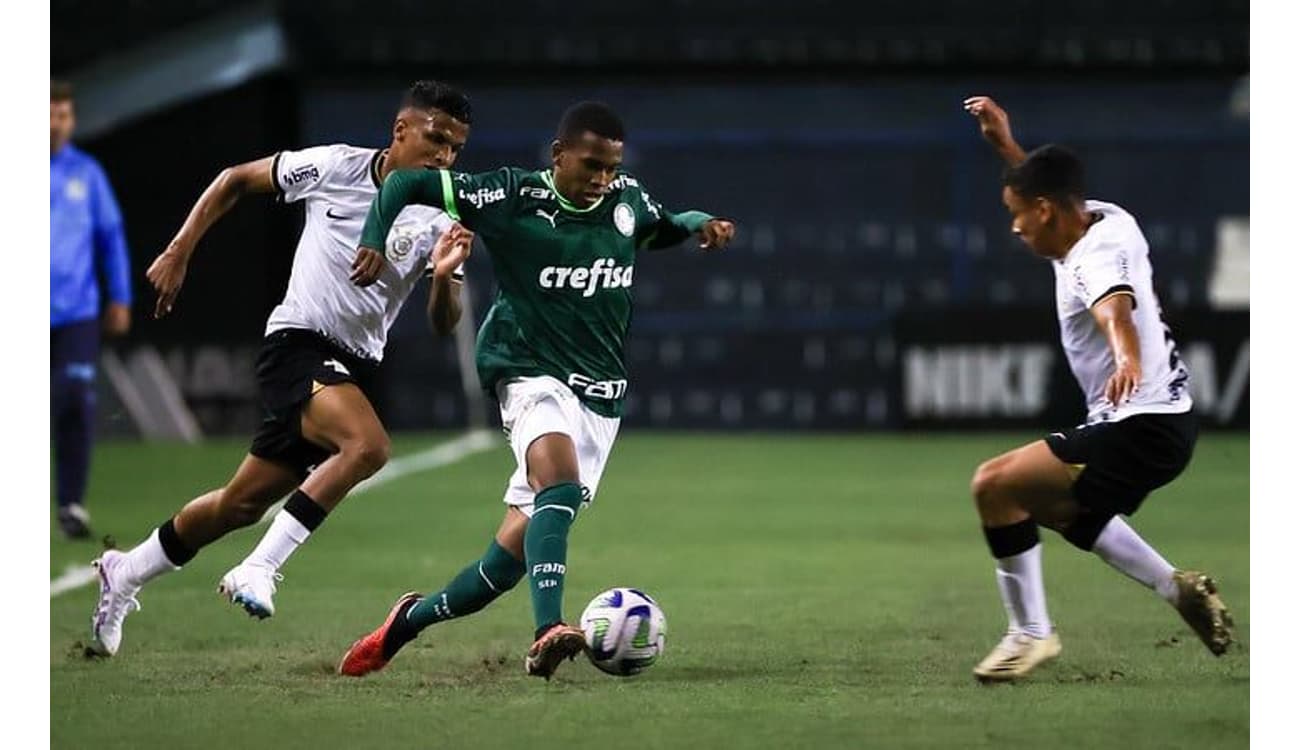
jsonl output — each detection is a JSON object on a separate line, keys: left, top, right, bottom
{"left": 386, "top": 226, "right": 416, "bottom": 261}
{"left": 538, "top": 258, "right": 634, "bottom": 297}
{"left": 64, "top": 178, "right": 87, "bottom": 201}
{"left": 614, "top": 203, "right": 635, "bottom": 237}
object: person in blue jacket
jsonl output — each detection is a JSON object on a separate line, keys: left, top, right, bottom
{"left": 51, "top": 80, "right": 132, "bottom": 539}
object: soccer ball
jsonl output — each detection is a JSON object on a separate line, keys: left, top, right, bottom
{"left": 579, "top": 587, "right": 667, "bottom": 676}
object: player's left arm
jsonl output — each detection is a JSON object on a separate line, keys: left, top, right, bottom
{"left": 633, "top": 185, "right": 735, "bottom": 251}
{"left": 1091, "top": 292, "right": 1142, "bottom": 405}
{"left": 91, "top": 162, "right": 132, "bottom": 336}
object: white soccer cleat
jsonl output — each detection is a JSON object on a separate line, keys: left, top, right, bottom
{"left": 218, "top": 564, "right": 282, "bottom": 620}
{"left": 88, "top": 550, "right": 141, "bottom": 657}
{"left": 973, "top": 630, "right": 1062, "bottom": 683}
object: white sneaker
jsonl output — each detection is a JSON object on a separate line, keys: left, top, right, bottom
{"left": 218, "top": 564, "right": 282, "bottom": 619}
{"left": 973, "top": 630, "right": 1062, "bottom": 683}
{"left": 88, "top": 550, "right": 141, "bottom": 657}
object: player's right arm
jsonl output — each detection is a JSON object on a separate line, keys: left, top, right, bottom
{"left": 356, "top": 168, "right": 512, "bottom": 286}
{"left": 963, "top": 96, "right": 1028, "bottom": 167}
{"left": 146, "top": 155, "right": 278, "bottom": 318}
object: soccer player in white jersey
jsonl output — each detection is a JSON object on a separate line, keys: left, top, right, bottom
{"left": 960, "top": 96, "right": 1234, "bottom": 682}
{"left": 85, "top": 81, "right": 476, "bottom": 657}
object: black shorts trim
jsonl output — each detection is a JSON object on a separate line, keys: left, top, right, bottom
{"left": 248, "top": 328, "right": 381, "bottom": 478}
{"left": 1045, "top": 410, "right": 1197, "bottom": 516}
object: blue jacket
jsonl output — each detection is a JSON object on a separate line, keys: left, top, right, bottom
{"left": 51, "top": 144, "right": 131, "bottom": 327}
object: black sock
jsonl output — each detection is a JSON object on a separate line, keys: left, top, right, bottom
{"left": 284, "top": 489, "right": 328, "bottom": 531}
{"left": 1060, "top": 511, "right": 1115, "bottom": 551}
{"left": 157, "top": 517, "right": 197, "bottom": 566}
{"left": 982, "top": 519, "right": 1040, "bottom": 559}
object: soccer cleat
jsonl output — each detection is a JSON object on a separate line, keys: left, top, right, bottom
{"left": 1171, "top": 570, "right": 1234, "bottom": 656}
{"left": 58, "top": 504, "right": 93, "bottom": 540}
{"left": 973, "top": 630, "right": 1062, "bottom": 683}
{"left": 218, "top": 563, "right": 282, "bottom": 619}
{"left": 88, "top": 550, "right": 141, "bottom": 657}
{"left": 525, "top": 623, "right": 588, "bottom": 680}
{"left": 338, "top": 592, "right": 422, "bottom": 677}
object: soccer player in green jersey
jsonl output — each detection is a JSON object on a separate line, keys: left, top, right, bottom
{"left": 338, "top": 101, "right": 735, "bottom": 680}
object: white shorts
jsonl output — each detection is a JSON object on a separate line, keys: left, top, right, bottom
{"left": 497, "top": 375, "right": 621, "bottom": 517}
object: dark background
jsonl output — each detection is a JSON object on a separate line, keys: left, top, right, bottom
{"left": 52, "top": 0, "right": 1249, "bottom": 434}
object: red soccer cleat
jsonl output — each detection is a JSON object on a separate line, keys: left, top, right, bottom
{"left": 525, "top": 622, "right": 588, "bottom": 680}
{"left": 338, "top": 591, "right": 421, "bottom": 677}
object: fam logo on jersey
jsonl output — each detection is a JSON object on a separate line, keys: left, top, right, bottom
{"left": 458, "top": 186, "right": 506, "bottom": 209}
{"left": 538, "top": 258, "right": 634, "bottom": 297}
{"left": 285, "top": 165, "right": 320, "bottom": 185}
{"left": 613, "top": 203, "right": 635, "bottom": 237}
{"left": 386, "top": 226, "right": 416, "bottom": 262}
{"left": 64, "top": 178, "right": 87, "bottom": 201}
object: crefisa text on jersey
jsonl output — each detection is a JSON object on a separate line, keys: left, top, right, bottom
{"left": 538, "top": 258, "right": 634, "bottom": 297}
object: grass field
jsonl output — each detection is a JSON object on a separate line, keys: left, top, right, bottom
{"left": 50, "top": 432, "right": 1249, "bottom": 749}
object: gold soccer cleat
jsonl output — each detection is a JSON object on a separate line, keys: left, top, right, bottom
{"left": 973, "top": 631, "right": 1063, "bottom": 683}
{"left": 1172, "top": 570, "right": 1234, "bottom": 656}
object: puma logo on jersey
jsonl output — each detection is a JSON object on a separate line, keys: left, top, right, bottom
{"left": 536, "top": 208, "right": 559, "bottom": 228}
{"left": 538, "top": 258, "right": 633, "bottom": 297}
{"left": 323, "top": 359, "right": 350, "bottom": 376}
{"left": 458, "top": 186, "right": 506, "bottom": 209}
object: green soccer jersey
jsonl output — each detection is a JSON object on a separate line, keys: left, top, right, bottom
{"left": 360, "top": 167, "right": 713, "bottom": 417}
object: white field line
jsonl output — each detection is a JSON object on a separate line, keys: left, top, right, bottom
{"left": 50, "top": 429, "right": 497, "bottom": 598}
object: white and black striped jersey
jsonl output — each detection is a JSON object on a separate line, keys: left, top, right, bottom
{"left": 264, "top": 144, "right": 463, "bottom": 362}
{"left": 1053, "top": 200, "right": 1192, "bottom": 424}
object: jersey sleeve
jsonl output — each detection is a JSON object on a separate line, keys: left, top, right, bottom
{"left": 272, "top": 145, "right": 341, "bottom": 203}
{"left": 360, "top": 167, "right": 515, "bottom": 249}
{"left": 1069, "top": 240, "right": 1137, "bottom": 309}
{"left": 629, "top": 179, "right": 714, "bottom": 250}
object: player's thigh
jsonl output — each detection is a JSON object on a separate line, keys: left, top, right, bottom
{"left": 222, "top": 453, "right": 301, "bottom": 511}
{"left": 299, "top": 382, "right": 389, "bottom": 453}
{"left": 973, "top": 440, "right": 1079, "bottom": 526}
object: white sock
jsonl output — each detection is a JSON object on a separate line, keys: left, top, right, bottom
{"left": 242, "top": 511, "right": 312, "bottom": 573}
{"left": 1092, "top": 516, "right": 1178, "bottom": 603}
{"left": 122, "top": 529, "right": 180, "bottom": 587}
{"left": 995, "top": 544, "right": 1052, "bottom": 638}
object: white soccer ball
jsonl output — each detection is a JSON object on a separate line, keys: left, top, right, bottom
{"left": 579, "top": 587, "right": 667, "bottom": 676}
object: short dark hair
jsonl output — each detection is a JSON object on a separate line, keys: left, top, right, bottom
{"left": 401, "top": 80, "right": 472, "bottom": 124}
{"left": 1002, "top": 144, "right": 1085, "bottom": 205}
{"left": 556, "top": 101, "right": 625, "bottom": 143}
{"left": 52, "top": 79, "right": 74, "bottom": 103}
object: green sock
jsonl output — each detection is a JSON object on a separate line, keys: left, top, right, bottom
{"left": 525, "top": 482, "right": 585, "bottom": 634}
{"left": 404, "top": 541, "right": 525, "bottom": 632}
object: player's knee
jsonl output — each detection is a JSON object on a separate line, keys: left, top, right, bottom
{"left": 345, "top": 435, "right": 390, "bottom": 479}
{"left": 970, "top": 460, "right": 1001, "bottom": 503}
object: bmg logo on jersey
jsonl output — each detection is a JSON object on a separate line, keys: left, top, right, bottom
{"left": 285, "top": 165, "right": 319, "bottom": 185}
{"left": 458, "top": 186, "right": 506, "bottom": 209}
{"left": 538, "top": 258, "right": 634, "bottom": 297}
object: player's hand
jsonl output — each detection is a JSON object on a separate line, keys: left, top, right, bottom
{"left": 963, "top": 96, "right": 1015, "bottom": 150}
{"left": 1105, "top": 358, "right": 1142, "bottom": 406}
{"left": 697, "top": 219, "right": 735, "bottom": 251}
{"left": 429, "top": 223, "right": 473, "bottom": 280}
{"left": 102, "top": 302, "right": 130, "bottom": 337}
{"left": 351, "top": 246, "right": 385, "bottom": 286}
{"left": 147, "top": 247, "right": 189, "bottom": 318}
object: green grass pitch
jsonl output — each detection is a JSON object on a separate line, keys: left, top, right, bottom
{"left": 51, "top": 433, "right": 1248, "bottom": 749}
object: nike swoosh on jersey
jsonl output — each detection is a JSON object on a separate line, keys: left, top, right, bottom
{"left": 325, "top": 207, "right": 352, "bottom": 220}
